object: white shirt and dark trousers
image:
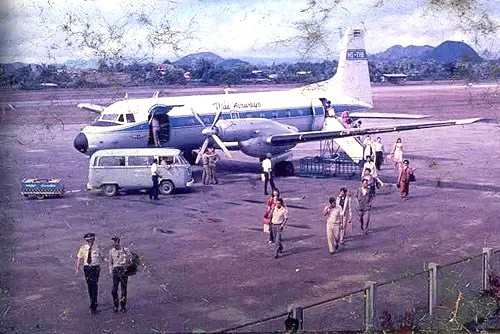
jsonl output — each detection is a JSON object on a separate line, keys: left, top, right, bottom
{"left": 261, "top": 158, "right": 275, "bottom": 195}
{"left": 109, "top": 247, "right": 130, "bottom": 312}
{"left": 77, "top": 244, "right": 102, "bottom": 313}
{"left": 150, "top": 162, "right": 159, "bottom": 200}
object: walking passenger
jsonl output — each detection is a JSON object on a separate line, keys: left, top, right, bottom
{"left": 109, "top": 236, "right": 130, "bottom": 313}
{"left": 361, "top": 168, "right": 376, "bottom": 196}
{"left": 75, "top": 233, "right": 103, "bottom": 314}
{"left": 207, "top": 147, "right": 220, "bottom": 185}
{"left": 323, "top": 197, "right": 342, "bottom": 254}
{"left": 336, "top": 187, "right": 352, "bottom": 242}
{"left": 149, "top": 159, "right": 160, "bottom": 200}
{"left": 262, "top": 153, "right": 275, "bottom": 195}
{"left": 391, "top": 138, "right": 404, "bottom": 172}
{"left": 374, "top": 137, "right": 385, "bottom": 170}
{"left": 397, "top": 159, "right": 415, "bottom": 200}
{"left": 356, "top": 179, "right": 374, "bottom": 234}
{"left": 269, "top": 198, "right": 288, "bottom": 258}
{"left": 263, "top": 189, "right": 280, "bottom": 234}
{"left": 362, "top": 135, "right": 374, "bottom": 163}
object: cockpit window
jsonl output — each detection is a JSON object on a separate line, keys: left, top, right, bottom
{"left": 100, "top": 114, "right": 119, "bottom": 122}
{"left": 126, "top": 114, "right": 135, "bottom": 123}
{"left": 118, "top": 114, "right": 124, "bottom": 123}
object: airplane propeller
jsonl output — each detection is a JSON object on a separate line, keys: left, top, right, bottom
{"left": 191, "top": 108, "right": 232, "bottom": 164}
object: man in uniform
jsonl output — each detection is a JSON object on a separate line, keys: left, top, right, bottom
{"left": 109, "top": 236, "right": 130, "bottom": 313}
{"left": 149, "top": 159, "right": 160, "bottom": 200}
{"left": 201, "top": 148, "right": 210, "bottom": 185}
{"left": 207, "top": 147, "right": 220, "bottom": 185}
{"left": 270, "top": 198, "right": 288, "bottom": 258}
{"left": 262, "top": 153, "right": 275, "bottom": 195}
{"left": 75, "top": 233, "right": 103, "bottom": 314}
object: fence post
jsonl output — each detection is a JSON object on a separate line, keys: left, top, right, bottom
{"left": 427, "top": 262, "right": 438, "bottom": 317}
{"left": 364, "top": 281, "right": 376, "bottom": 332}
{"left": 482, "top": 247, "right": 493, "bottom": 292}
{"left": 292, "top": 306, "right": 304, "bottom": 331}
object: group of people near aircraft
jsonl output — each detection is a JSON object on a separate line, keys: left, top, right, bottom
{"left": 260, "top": 135, "right": 415, "bottom": 257}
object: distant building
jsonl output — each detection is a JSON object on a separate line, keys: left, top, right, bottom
{"left": 382, "top": 73, "right": 408, "bottom": 84}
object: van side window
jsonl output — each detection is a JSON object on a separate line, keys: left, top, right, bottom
{"left": 128, "top": 156, "right": 153, "bottom": 166}
{"left": 98, "top": 156, "right": 126, "bottom": 167}
{"left": 126, "top": 114, "right": 135, "bottom": 123}
{"left": 160, "top": 156, "right": 174, "bottom": 165}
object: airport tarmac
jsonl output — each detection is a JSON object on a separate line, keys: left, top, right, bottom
{"left": 0, "top": 83, "right": 500, "bottom": 333}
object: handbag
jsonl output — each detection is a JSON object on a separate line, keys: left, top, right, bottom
{"left": 409, "top": 173, "right": 416, "bottom": 182}
{"left": 125, "top": 252, "right": 140, "bottom": 276}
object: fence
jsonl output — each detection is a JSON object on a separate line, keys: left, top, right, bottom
{"left": 219, "top": 248, "right": 500, "bottom": 332}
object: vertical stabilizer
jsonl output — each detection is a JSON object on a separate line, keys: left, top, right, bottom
{"left": 300, "top": 27, "right": 372, "bottom": 108}
{"left": 332, "top": 28, "right": 372, "bottom": 107}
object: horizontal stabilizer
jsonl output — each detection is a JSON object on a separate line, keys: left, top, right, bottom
{"left": 267, "top": 118, "right": 483, "bottom": 145}
{"left": 77, "top": 103, "right": 105, "bottom": 114}
{"left": 349, "top": 112, "right": 429, "bottom": 119}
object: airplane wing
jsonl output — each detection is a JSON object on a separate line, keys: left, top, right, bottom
{"left": 77, "top": 103, "right": 106, "bottom": 114}
{"left": 349, "top": 112, "right": 429, "bottom": 119}
{"left": 266, "top": 118, "right": 482, "bottom": 145}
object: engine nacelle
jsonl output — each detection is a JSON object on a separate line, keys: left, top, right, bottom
{"left": 216, "top": 118, "right": 297, "bottom": 158}
{"left": 239, "top": 137, "right": 295, "bottom": 158}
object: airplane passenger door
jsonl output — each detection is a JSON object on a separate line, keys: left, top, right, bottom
{"left": 310, "top": 100, "right": 325, "bottom": 131}
{"left": 148, "top": 105, "right": 171, "bottom": 147}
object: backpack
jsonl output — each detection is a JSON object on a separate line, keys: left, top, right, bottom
{"left": 125, "top": 252, "right": 140, "bottom": 276}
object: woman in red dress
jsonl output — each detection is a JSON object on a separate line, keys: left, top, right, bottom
{"left": 263, "top": 189, "right": 280, "bottom": 233}
{"left": 397, "top": 160, "right": 414, "bottom": 200}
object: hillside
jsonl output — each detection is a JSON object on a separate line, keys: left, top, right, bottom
{"left": 173, "top": 52, "right": 224, "bottom": 67}
{"left": 372, "top": 45, "right": 433, "bottom": 61}
{"left": 423, "top": 41, "right": 483, "bottom": 63}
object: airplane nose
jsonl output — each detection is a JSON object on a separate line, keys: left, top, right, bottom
{"left": 73, "top": 132, "right": 88, "bottom": 153}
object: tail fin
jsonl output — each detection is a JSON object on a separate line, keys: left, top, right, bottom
{"left": 299, "top": 28, "right": 372, "bottom": 108}
{"left": 331, "top": 28, "right": 372, "bottom": 107}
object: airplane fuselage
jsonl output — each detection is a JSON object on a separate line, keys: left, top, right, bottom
{"left": 74, "top": 89, "right": 368, "bottom": 156}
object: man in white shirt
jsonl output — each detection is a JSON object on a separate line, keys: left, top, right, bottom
{"left": 261, "top": 153, "right": 275, "bottom": 195}
{"left": 374, "top": 137, "right": 385, "bottom": 170}
{"left": 149, "top": 159, "right": 160, "bottom": 200}
{"left": 270, "top": 198, "right": 288, "bottom": 258}
{"left": 75, "top": 233, "right": 103, "bottom": 314}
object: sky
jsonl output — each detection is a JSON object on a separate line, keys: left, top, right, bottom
{"left": 0, "top": 0, "right": 498, "bottom": 63}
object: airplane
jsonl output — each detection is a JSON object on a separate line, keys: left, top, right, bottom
{"left": 73, "top": 28, "right": 481, "bottom": 174}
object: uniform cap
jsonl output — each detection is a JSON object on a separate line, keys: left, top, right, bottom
{"left": 84, "top": 233, "right": 95, "bottom": 240}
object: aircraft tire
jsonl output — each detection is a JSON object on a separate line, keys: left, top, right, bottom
{"left": 102, "top": 184, "right": 118, "bottom": 197}
{"left": 159, "top": 180, "right": 175, "bottom": 195}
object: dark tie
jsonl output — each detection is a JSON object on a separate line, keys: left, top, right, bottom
{"left": 87, "top": 245, "right": 92, "bottom": 265}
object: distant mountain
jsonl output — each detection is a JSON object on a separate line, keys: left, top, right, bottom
{"left": 371, "top": 45, "right": 433, "bottom": 61}
{"left": 217, "top": 58, "right": 250, "bottom": 70}
{"left": 423, "top": 41, "right": 483, "bottom": 63}
{"left": 173, "top": 52, "right": 224, "bottom": 67}
{"left": 239, "top": 56, "right": 327, "bottom": 65}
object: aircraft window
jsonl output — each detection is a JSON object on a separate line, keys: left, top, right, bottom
{"left": 160, "top": 156, "right": 174, "bottom": 165}
{"left": 101, "top": 114, "right": 119, "bottom": 122}
{"left": 128, "top": 156, "right": 153, "bottom": 166}
{"left": 126, "top": 114, "right": 135, "bottom": 123}
{"left": 98, "top": 156, "right": 125, "bottom": 167}
{"left": 118, "top": 114, "right": 124, "bottom": 123}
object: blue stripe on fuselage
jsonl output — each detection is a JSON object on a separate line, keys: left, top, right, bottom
{"left": 112, "top": 104, "right": 364, "bottom": 133}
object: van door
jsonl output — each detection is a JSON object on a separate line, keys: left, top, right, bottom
{"left": 127, "top": 155, "right": 154, "bottom": 189}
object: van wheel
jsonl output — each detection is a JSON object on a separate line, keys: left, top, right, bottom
{"left": 102, "top": 184, "right": 118, "bottom": 197}
{"left": 159, "top": 180, "right": 175, "bottom": 195}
